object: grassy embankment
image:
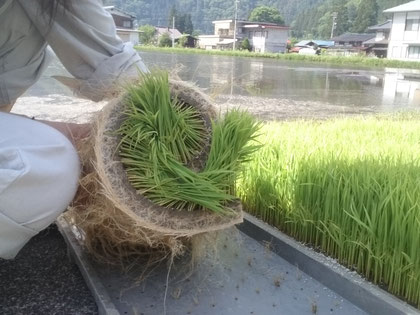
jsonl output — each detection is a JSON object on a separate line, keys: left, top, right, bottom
{"left": 136, "top": 45, "right": 420, "bottom": 70}
{"left": 237, "top": 113, "right": 420, "bottom": 308}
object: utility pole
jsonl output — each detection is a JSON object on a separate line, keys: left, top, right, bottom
{"left": 331, "top": 12, "right": 338, "bottom": 39}
{"left": 233, "top": 0, "right": 239, "bottom": 50}
{"left": 172, "top": 16, "right": 175, "bottom": 48}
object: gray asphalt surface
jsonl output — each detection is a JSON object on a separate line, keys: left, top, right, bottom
{"left": 0, "top": 225, "right": 97, "bottom": 314}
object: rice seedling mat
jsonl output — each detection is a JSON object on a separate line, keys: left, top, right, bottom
{"left": 56, "top": 216, "right": 383, "bottom": 315}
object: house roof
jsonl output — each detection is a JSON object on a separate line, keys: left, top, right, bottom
{"left": 212, "top": 20, "right": 288, "bottom": 27}
{"left": 295, "top": 40, "right": 334, "bottom": 47}
{"left": 243, "top": 21, "right": 283, "bottom": 26}
{"left": 363, "top": 38, "right": 389, "bottom": 45}
{"left": 212, "top": 19, "right": 248, "bottom": 24}
{"left": 331, "top": 33, "right": 375, "bottom": 42}
{"left": 155, "top": 27, "right": 183, "bottom": 39}
{"left": 198, "top": 35, "right": 222, "bottom": 38}
{"left": 104, "top": 6, "right": 136, "bottom": 19}
{"left": 295, "top": 40, "right": 314, "bottom": 47}
{"left": 243, "top": 23, "right": 289, "bottom": 30}
{"left": 368, "top": 20, "right": 392, "bottom": 31}
{"left": 218, "top": 38, "right": 237, "bottom": 45}
{"left": 314, "top": 40, "right": 335, "bottom": 47}
{"left": 384, "top": 0, "right": 420, "bottom": 13}
{"left": 116, "top": 29, "right": 142, "bottom": 33}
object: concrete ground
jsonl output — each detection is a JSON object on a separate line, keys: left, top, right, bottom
{"left": 0, "top": 225, "right": 97, "bottom": 314}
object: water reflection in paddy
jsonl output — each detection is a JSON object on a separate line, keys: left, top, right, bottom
{"left": 16, "top": 51, "right": 420, "bottom": 122}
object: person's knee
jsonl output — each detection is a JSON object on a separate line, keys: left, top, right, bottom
{"left": 0, "top": 120, "right": 80, "bottom": 259}
{"left": 22, "top": 132, "right": 80, "bottom": 231}
{"left": 0, "top": 118, "right": 80, "bottom": 232}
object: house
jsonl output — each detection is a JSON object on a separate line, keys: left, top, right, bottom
{"left": 198, "top": 20, "right": 289, "bottom": 53}
{"left": 181, "top": 35, "right": 198, "bottom": 48}
{"left": 242, "top": 22, "right": 289, "bottom": 53}
{"left": 331, "top": 33, "right": 375, "bottom": 47}
{"left": 104, "top": 6, "right": 141, "bottom": 45}
{"left": 153, "top": 27, "right": 197, "bottom": 47}
{"left": 384, "top": 0, "right": 420, "bottom": 61}
{"left": 155, "top": 27, "right": 183, "bottom": 42}
{"left": 363, "top": 21, "right": 392, "bottom": 58}
{"left": 329, "top": 33, "right": 375, "bottom": 56}
{"left": 198, "top": 20, "right": 247, "bottom": 50}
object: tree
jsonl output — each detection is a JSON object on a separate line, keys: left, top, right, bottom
{"left": 177, "top": 14, "right": 186, "bottom": 33}
{"left": 105, "top": 0, "right": 392, "bottom": 38}
{"left": 352, "top": 0, "right": 378, "bottom": 33}
{"left": 248, "top": 6, "right": 285, "bottom": 25}
{"left": 176, "top": 14, "right": 194, "bottom": 34}
{"left": 177, "top": 35, "right": 188, "bottom": 47}
{"left": 168, "top": 5, "right": 177, "bottom": 28}
{"left": 183, "top": 14, "right": 194, "bottom": 34}
{"left": 241, "top": 38, "right": 251, "bottom": 51}
{"left": 159, "top": 33, "right": 173, "bottom": 47}
{"left": 167, "top": 6, "right": 194, "bottom": 34}
{"left": 138, "top": 24, "right": 156, "bottom": 45}
{"left": 317, "top": 12, "right": 333, "bottom": 39}
{"left": 335, "top": 2, "right": 350, "bottom": 36}
{"left": 347, "top": 3, "right": 358, "bottom": 23}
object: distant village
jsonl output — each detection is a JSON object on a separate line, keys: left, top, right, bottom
{"left": 105, "top": 0, "right": 420, "bottom": 62}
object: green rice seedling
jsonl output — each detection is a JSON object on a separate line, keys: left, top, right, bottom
{"left": 238, "top": 113, "right": 420, "bottom": 307}
{"left": 117, "top": 71, "right": 260, "bottom": 214}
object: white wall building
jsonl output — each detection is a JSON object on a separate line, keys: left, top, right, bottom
{"left": 198, "top": 20, "right": 289, "bottom": 53}
{"left": 116, "top": 29, "right": 142, "bottom": 45}
{"left": 244, "top": 23, "right": 289, "bottom": 53}
{"left": 384, "top": 0, "right": 420, "bottom": 60}
{"left": 198, "top": 20, "right": 246, "bottom": 50}
{"left": 104, "top": 6, "right": 141, "bottom": 45}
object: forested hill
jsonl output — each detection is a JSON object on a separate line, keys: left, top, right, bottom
{"left": 103, "top": 0, "right": 324, "bottom": 33}
{"left": 103, "top": 0, "right": 411, "bottom": 38}
{"left": 292, "top": 0, "right": 410, "bottom": 38}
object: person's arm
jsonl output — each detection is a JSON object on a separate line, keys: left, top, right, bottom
{"left": 0, "top": 104, "right": 14, "bottom": 113}
{"left": 39, "top": 120, "right": 91, "bottom": 145}
{"left": 17, "top": 0, "right": 148, "bottom": 102}
{"left": 1, "top": 104, "right": 90, "bottom": 144}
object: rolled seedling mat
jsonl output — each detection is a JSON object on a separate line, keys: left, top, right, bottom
{"left": 69, "top": 74, "right": 257, "bottom": 263}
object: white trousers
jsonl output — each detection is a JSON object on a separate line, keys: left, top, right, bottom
{"left": 0, "top": 113, "right": 80, "bottom": 259}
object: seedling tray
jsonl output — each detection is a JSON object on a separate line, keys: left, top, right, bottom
{"left": 57, "top": 215, "right": 418, "bottom": 315}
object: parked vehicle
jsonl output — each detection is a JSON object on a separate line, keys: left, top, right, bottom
{"left": 298, "top": 47, "right": 320, "bottom": 55}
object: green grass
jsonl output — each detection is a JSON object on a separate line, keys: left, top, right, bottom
{"left": 117, "top": 71, "right": 260, "bottom": 214}
{"left": 237, "top": 113, "right": 420, "bottom": 307}
{"left": 136, "top": 45, "right": 420, "bottom": 70}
